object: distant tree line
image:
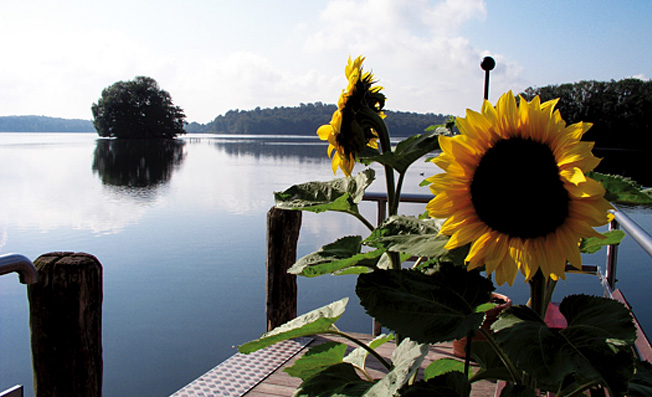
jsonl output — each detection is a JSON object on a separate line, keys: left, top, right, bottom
{"left": 520, "top": 78, "right": 652, "bottom": 150}
{"left": 0, "top": 116, "right": 95, "bottom": 132}
{"left": 521, "top": 78, "right": 652, "bottom": 185}
{"left": 186, "top": 102, "right": 450, "bottom": 137}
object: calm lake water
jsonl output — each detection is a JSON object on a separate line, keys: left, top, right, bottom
{"left": 1, "top": 132, "right": 651, "bottom": 396}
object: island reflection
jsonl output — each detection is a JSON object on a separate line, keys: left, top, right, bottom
{"left": 92, "top": 139, "right": 186, "bottom": 189}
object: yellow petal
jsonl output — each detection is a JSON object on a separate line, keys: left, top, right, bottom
{"left": 560, "top": 166, "right": 586, "bottom": 185}
{"left": 466, "top": 231, "right": 494, "bottom": 269}
{"left": 445, "top": 222, "right": 487, "bottom": 250}
{"left": 494, "top": 254, "right": 519, "bottom": 286}
{"left": 565, "top": 178, "right": 605, "bottom": 199}
{"left": 317, "top": 124, "right": 333, "bottom": 141}
{"left": 496, "top": 91, "right": 518, "bottom": 137}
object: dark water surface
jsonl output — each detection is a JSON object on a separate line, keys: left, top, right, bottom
{"left": 0, "top": 133, "right": 650, "bottom": 396}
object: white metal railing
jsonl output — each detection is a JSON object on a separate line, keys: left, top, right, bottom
{"left": 363, "top": 193, "right": 652, "bottom": 295}
{"left": 605, "top": 207, "right": 652, "bottom": 291}
{"left": 0, "top": 385, "right": 23, "bottom": 397}
{"left": 0, "top": 254, "right": 37, "bottom": 397}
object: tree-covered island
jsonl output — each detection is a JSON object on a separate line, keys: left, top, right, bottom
{"left": 91, "top": 76, "right": 187, "bottom": 139}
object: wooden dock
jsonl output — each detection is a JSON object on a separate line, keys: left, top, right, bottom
{"left": 172, "top": 332, "right": 497, "bottom": 397}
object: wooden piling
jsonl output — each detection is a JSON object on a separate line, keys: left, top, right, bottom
{"left": 266, "top": 207, "right": 301, "bottom": 331}
{"left": 27, "top": 252, "right": 103, "bottom": 397}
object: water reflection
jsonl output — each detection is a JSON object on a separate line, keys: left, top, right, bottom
{"left": 92, "top": 139, "right": 186, "bottom": 188}
{"left": 203, "top": 136, "right": 327, "bottom": 161}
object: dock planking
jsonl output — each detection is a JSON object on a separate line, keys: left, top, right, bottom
{"left": 172, "top": 332, "right": 497, "bottom": 397}
{"left": 245, "top": 333, "right": 497, "bottom": 396}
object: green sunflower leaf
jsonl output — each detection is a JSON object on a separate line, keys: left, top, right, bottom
{"left": 628, "top": 360, "right": 652, "bottom": 397}
{"left": 274, "top": 168, "right": 375, "bottom": 214}
{"left": 293, "top": 362, "right": 373, "bottom": 397}
{"left": 289, "top": 236, "right": 384, "bottom": 277}
{"left": 361, "top": 131, "right": 440, "bottom": 174}
{"left": 343, "top": 333, "right": 395, "bottom": 371}
{"left": 364, "top": 215, "right": 468, "bottom": 265}
{"left": 468, "top": 340, "right": 514, "bottom": 383}
{"left": 588, "top": 172, "right": 652, "bottom": 205}
{"left": 284, "top": 342, "right": 348, "bottom": 381}
{"left": 493, "top": 295, "right": 636, "bottom": 395}
{"left": 397, "top": 372, "right": 471, "bottom": 397}
{"left": 496, "top": 383, "right": 537, "bottom": 397}
{"left": 579, "top": 229, "right": 626, "bottom": 254}
{"left": 365, "top": 338, "right": 430, "bottom": 396}
{"left": 238, "top": 298, "right": 347, "bottom": 354}
{"left": 356, "top": 265, "right": 494, "bottom": 344}
{"left": 423, "top": 358, "right": 466, "bottom": 381}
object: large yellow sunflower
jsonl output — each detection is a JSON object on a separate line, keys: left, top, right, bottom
{"left": 426, "top": 91, "right": 613, "bottom": 286}
{"left": 317, "top": 56, "right": 384, "bottom": 176}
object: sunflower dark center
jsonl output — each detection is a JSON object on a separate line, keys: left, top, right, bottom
{"left": 469, "top": 137, "right": 569, "bottom": 239}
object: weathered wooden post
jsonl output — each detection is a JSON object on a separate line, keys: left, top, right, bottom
{"left": 27, "top": 252, "right": 103, "bottom": 397}
{"left": 266, "top": 207, "right": 301, "bottom": 331}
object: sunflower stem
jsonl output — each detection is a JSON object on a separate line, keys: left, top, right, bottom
{"left": 391, "top": 171, "right": 406, "bottom": 216}
{"left": 476, "top": 327, "right": 522, "bottom": 384}
{"left": 351, "top": 211, "right": 376, "bottom": 232}
{"left": 544, "top": 278, "right": 558, "bottom": 316}
{"left": 324, "top": 329, "right": 393, "bottom": 371}
{"left": 529, "top": 271, "right": 548, "bottom": 319}
{"left": 365, "top": 110, "right": 400, "bottom": 272}
{"left": 463, "top": 332, "right": 473, "bottom": 379}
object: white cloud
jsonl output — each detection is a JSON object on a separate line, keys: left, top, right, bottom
{"left": 301, "top": 0, "right": 524, "bottom": 116}
{"left": 172, "top": 51, "right": 342, "bottom": 123}
{"left": 0, "top": 0, "right": 529, "bottom": 123}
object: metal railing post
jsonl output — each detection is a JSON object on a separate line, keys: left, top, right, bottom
{"left": 606, "top": 216, "right": 620, "bottom": 291}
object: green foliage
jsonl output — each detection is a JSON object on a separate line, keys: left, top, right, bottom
{"left": 423, "top": 359, "right": 467, "bottom": 380}
{"left": 91, "top": 76, "right": 186, "bottom": 139}
{"left": 590, "top": 172, "right": 652, "bottom": 205}
{"left": 238, "top": 298, "right": 348, "bottom": 354}
{"left": 343, "top": 334, "right": 395, "bottom": 371}
{"left": 289, "top": 236, "right": 384, "bottom": 277}
{"left": 496, "top": 383, "right": 537, "bottom": 397}
{"left": 364, "top": 339, "right": 429, "bottom": 396}
{"left": 364, "top": 216, "right": 468, "bottom": 264}
{"left": 468, "top": 341, "right": 515, "bottom": 383}
{"left": 274, "top": 169, "right": 375, "bottom": 214}
{"left": 493, "top": 295, "right": 637, "bottom": 395}
{"left": 293, "top": 363, "right": 374, "bottom": 397}
{"left": 579, "top": 230, "right": 626, "bottom": 254}
{"left": 398, "top": 372, "right": 471, "bottom": 397}
{"left": 356, "top": 266, "right": 494, "bottom": 344}
{"left": 285, "top": 342, "right": 349, "bottom": 381}
{"left": 629, "top": 360, "right": 652, "bottom": 397}
{"left": 361, "top": 131, "right": 441, "bottom": 174}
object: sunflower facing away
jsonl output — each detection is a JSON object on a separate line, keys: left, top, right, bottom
{"left": 317, "top": 56, "right": 385, "bottom": 176}
{"left": 426, "top": 91, "right": 613, "bottom": 286}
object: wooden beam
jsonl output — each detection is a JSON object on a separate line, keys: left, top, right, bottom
{"left": 27, "top": 252, "right": 103, "bottom": 397}
{"left": 266, "top": 207, "right": 301, "bottom": 331}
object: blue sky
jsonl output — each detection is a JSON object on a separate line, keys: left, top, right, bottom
{"left": 1, "top": 0, "right": 650, "bottom": 123}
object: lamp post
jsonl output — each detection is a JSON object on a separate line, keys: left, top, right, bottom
{"left": 481, "top": 56, "right": 496, "bottom": 100}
